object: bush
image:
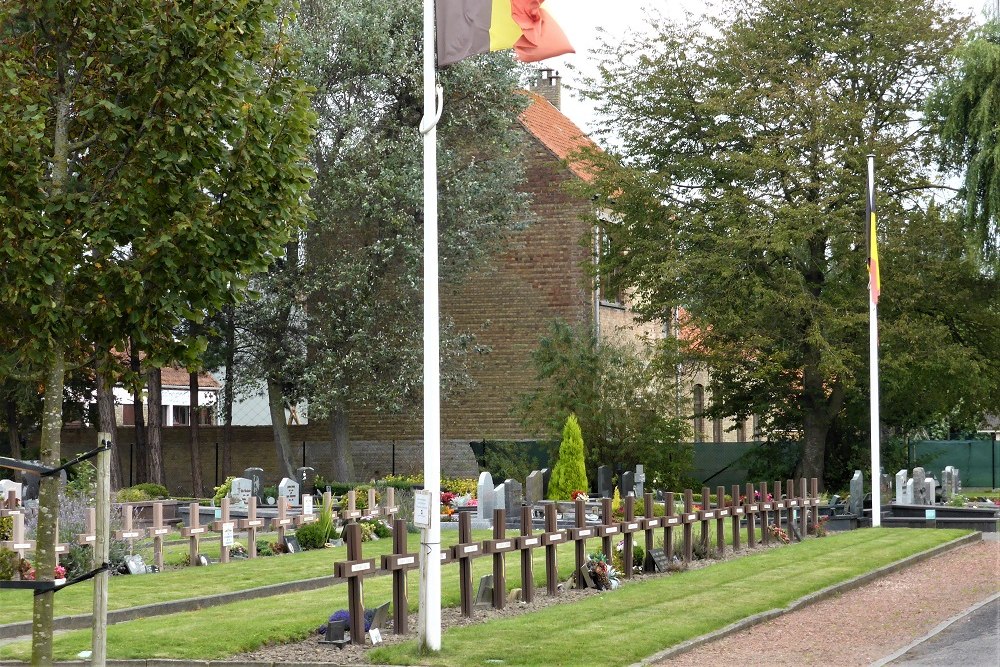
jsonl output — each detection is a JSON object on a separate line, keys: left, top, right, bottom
{"left": 294, "top": 521, "right": 329, "bottom": 550}
{"left": 131, "top": 483, "right": 169, "bottom": 498}
{"left": 633, "top": 544, "right": 645, "bottom": 569}
{"left": 442, "top": 477, "right": 477, "bottom": 497}
{"left": 256, "top": 539, "right": 274, "bottom": 557}
{"left": 548, "top": 414, "right": 588, "bottom": 500}
{"left": 0, "top": 548, "right": 18, "bottom": 580}
{"left": 213, "top": 477, "right": 235, "bottom": 505}
{"left": 360, "top": 518, "right": 391, "bottom": 539}
{"left": 0, "top": 516, "right": 11, "bottom": 541}
{"left": 114, "top": 487, "right": 151, "bottom": 503}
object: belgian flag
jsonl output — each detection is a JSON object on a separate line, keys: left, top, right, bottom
{"left": 866, "top": 156, "right": 880, "bottom": 305}
{"left": 436, "top": 0, "right": 574, "bottom": 67}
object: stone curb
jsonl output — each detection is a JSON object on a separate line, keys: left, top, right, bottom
{"left": 869, "top": 590, "right": 1000, "bottom": 667}
{"left": 630, "top": 531, "right": 984, "bottom": 667}
{"left": 0, "top": 574, "right": 346, "bottom": 640}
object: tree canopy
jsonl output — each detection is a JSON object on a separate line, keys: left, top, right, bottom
{"left": 578, "top": 0, "right": 998, "bottom": 485}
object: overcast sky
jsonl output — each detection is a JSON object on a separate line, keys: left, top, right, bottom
{"left": 541, "top": 0, "right": 997, "bottom": 137}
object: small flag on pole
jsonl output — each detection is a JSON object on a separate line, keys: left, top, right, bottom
{"left": 866, "top": 159, "right": 880, "bottom": 304}
{"left": 436, "top": 0, "right": 574, "bottom": 67}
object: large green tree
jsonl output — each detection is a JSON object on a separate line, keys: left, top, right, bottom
{"left": 239, "top": 0, "right": 529, "bottom": 481}
{"left": 928, "top": 19, "right": 1000, "bottom": 258}
{"left": 577, "top": 0, "right": 991, "bottom": 486}
{"left": 0, "top": 0, "right": 313, "bottom": 659}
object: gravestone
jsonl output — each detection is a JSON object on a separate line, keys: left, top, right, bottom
{"left": 228, "top": 477, "right": 253, "bottom": 509}
{"left": 895, "top": 470, "right": 909, "bottom": 504}
{"left": 296, "top": 466, "right": 317, "bottom": 493}
{"left": 503, "top": 479, "right": 524, "bottom": 517}
{"left": 0, "top": 480, "right": 21, "bottom": 506}
{"left": 278, "top": 478, "right": 300, "bottom": 506}
{"left": 620, "top": 470, "right": 635, "bottom": 497}
{"left": 21, "top": 471, "right": 40, "bottom": 501}
{"left": 493, "top": 484, "right": 506, "bottom": 513}
{"left": 525, "top": 471, "right": 544, "bottom": 505}
{"left": 597, "top": 465, "right": 612, "bottom": 498}
{"left": 848, "top": 470, "right": 863, "bottom": 516}
{"left": 476, "top": 472, "right": 494, "bottom": 522}
{"left": 923, "top": 477, "right": 936, "bottom": 505}
{"left": 880, "top": 472, "right": 891, "bottom": 504}
{"left": 905, "top": 479, "right": 915, "bottom": 506}
{"left": 474, "top": 575, "right": 494, "bottom": 609}
{"left": 912, "top": 467, "right": 928, "bottom": 504}
{"left": 941, "top": 467, "right": 954, "bottom": 502}
{"left": 540, "top": 468, "right": 551, "bottom": 498}
{"left": 634, "top": 465, "right": 646, "bottom": 499}
{"left": 243, "top": 467, "right": 265, "bottom": 503}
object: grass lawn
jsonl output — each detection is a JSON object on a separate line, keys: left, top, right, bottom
{"left": 371, "top": 528, "right": 970, "bottom": 666}
{"left": 0, "top": 528, "right": 968, "bottom": 662}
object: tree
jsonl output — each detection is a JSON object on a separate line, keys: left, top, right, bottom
{"left": 928, "top": 20, "right": 1000, "bottom": 259}
{"left": 241, "top": 0, "right": 529, "bottom": 481}
{"left": 548, "top": 414, "right": 588, "bottom": 500}
{"left": 520, "top": 321, "right": 692, "bottom": 491}
{"left": 577, "top": 0, "right": 976, "bottom": 486}
{"left": 0, "top": 1, "right": 313, "bottom": 660}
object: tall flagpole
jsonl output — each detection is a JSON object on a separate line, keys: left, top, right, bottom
{"left": 867, "top": 154, "right": 882, "bottom": 528}
{"left": 419, "top": 0, "right": 442, "bottom": 652}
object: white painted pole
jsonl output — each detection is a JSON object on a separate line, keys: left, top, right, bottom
{"left": 92, "top": 432, "right": 111, "bottom": 665}
{"left": 867, "top": 155, "right": 882, "bottom": 528}
{"left": 419, "top": 0, "right": 442, "bottom": 652}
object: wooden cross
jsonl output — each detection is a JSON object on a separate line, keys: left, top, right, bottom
{"left": 211, "top": 497, "right": 236, "bottom": 564}
{"left": 381, "top": 488, "right": 399, "bottom": 524}
{"left": 759, "top": 482, "right": 772, "bottom": 546}
{"left": 240, "top": 496, "right": 265, "bottom": 559}
{"left": 53, "top": 517, "right": 69, "bottom": 557}
{"left": 517, "top": 504, "right": 542, "bottom": 604}
{"left": 730, "top": 484, "right": 743, "bottom": 551}
{"left": 539, "top": 502, "right": 562, "bottom": 595}
{"left": 180, "top": 501, "right": 207, "bottom": 565}
{"left": 451, "top": 510, "right": 482, "bottom": 617}
{"left": 641, "top": 492, "right": 661, "bottom": 572}
{"left": 362, "top": 488, "right": 379, "bottom": 520}
{"left": 774, "top": 480, "right": 785, "bottom": 533}
{"left": 598, "top": 497, "right": 618, "bottom": 560}
{"left": 294, "top": 492, "right": 317, "bottom": 528}
{"left": 270, "top": 496, "right": 294, "bottom": 545}
{"left": 76, "top": 508, "right": 97, "bottom": 547}
{"left": 745, "top": 482, "right": 758, "bottom": 548}
{"left": 811, "top": 477, "right": 821, "bottom": 533}
{"left": 115, "top": 503, "right": 147, "bottom": 554}
{"left": 715, "top": 485, "right": 728, "bottom": 558}
{"left": 567, "top": 498, "right": 594, "bottom": 589}
{"left": 662, "top": 491, "right": 678, "bottom": 563}
{"left": 620, "top": 495, "right": 641, "bottom": 579}
{"left": 699, "top": 486, "right": 713, "bottom": 554}
{"left": 341, "top": 489, "right": 361, "bottom": 521}
{"left": 483, "top": 508, "right": 517, "bottom": 609}
{"left": 2, "top": 489, "right": 18, "bottom": 514}
{"left": 334, "top": 522, "right": 376, "bottom": 645}
{"left": 0, "top": 511, "right": 34, "bottom": 558}
{"left": 380, "top": 518, "right": 417, "bottom": 633}
{"left": 150, "top": 501, "right": 170, "bottom": 570}
{"left": 682, "top": 489, "right": 696, "bottom": 563}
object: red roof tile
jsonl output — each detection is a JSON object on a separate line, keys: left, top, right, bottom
{"left": 517, "top": 91, "right": 600, "bottom": 182}
{"left": 160, "top": 366, "right": 220, "bottom": 389}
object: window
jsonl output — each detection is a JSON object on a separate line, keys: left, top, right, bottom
{"left": 197, "top": 407, "right": 214, "bottom": 426}
{"left": 172, "top": 405, "right": 190, "bottom": 426}
{"left": 712, "top": 417, "right": 723, "bottom": 443}
{"left": 736, "top": 420, "right": 747, "bottom": 442}
{"left": 597, "top": 229, "right": 625, "bottom": 305}
{"left": 693, "top": 384, "right": 705, "bottom": 442}
{"left": 752, "top": 414, "right": 761, "bottom": 440}
{"left": 122, "top": 404, "right": 135, "bottom": 426}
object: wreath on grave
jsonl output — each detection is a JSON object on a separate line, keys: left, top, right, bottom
{"left": 317, "top": 608, "right": 376, "bottom": 635}
{"left": 582, "top": 552, "right": 619, "bottom": 590}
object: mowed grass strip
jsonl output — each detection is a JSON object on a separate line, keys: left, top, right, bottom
{"left": 0, "top": 528, "right": 500, "bottom": 626}
{"left": 370, "top": 528, "right": 971, "bottom": 666}
{"left": 0, "top": 528, "right": 593, "bottom": 661}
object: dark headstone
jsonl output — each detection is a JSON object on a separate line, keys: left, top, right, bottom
{"left": 540, "top": 468, "right": 551, "bottom": 498}
{"left": 620, "top": 471, "right": 635, "bottom": 497}
{"left": 645, "top": 548, "right": 670, "bottom": 573}
{"left": 474, "top": 575, "right": 494, "bottom": 609}
{"left": 504, "top": 479, "right": 523, "bottom": 523}
{"left": 21, "top": 472, "right": 40, "bottom": 501}
{"left": 296, "top": 466, "right": 317, "bottom": 493}
{"left": 319, "top": 619, "right": 349, "bottom": 647}
{"left": 525, "top": 471, "right": 544, "bottom": 504}
{"left": 243, "top": 467, "right": 265, "bottom": 503}
{"left": 848, "top": 470, "right": 863, "bottom": 516}
{"left": 597, "top": 465, "right": 613, "bottom": 498}
{"left": 284, "top": 536, "right": 301, "bottom": 553}
{"left": 369, "top": 602, "right": 390, "bottom": 632}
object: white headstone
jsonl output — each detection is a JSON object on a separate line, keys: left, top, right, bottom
{"left": 476, "top": 472, "right": 494, "bottom": 521}
{"left": 278, "top": 478, "right": 300, "bottom": 506}
{"left": 303, "top": 494, "right": 313, "bottom": 516}
{"left": 923, "top": 477, "right": 936, "bottom": 506}
{"left": 0, "top": 480, "right": 22, "bottom": 504}
{"left": 895, "top": 470, "right": 908, "bottom": 504}
{"left": 493, "top": 484, "right": 506, "bottom": 513}
{"left": 905, "top": 478, "right": 915, "bottom": 505}
{"left": 635, "top": 465, "right": 646, "bottom": 498}
{"left": 228, "top": 477, "right": 252, "bottom": 509}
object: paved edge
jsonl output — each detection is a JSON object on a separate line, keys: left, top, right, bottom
{"left": 0, "top": 533, "right": 982, "bottom": 667}
{"left": 629, "top": 531, "right": 984, "bottom": 667}
{"left": 0, "top": 574, "right": 346, "bottom": 640}
{"left": 868, "top": 591, "right": 1000, "bottom": 667}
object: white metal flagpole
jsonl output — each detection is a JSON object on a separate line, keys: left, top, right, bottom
{"left": 419, "top": 0, "right": 442, "bottom": 652}
{"left": 867, "top": 154, "right": 882, "bottom": 528}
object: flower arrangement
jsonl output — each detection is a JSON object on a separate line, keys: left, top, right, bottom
{"left": 440, "top": 491, "right": 457, "bottom": 508}
{"left": 807, "top": 515, "right": 829, "bottom": 538}
{"left": 317, "top": 608, "right": 376, "bottom": 634}
{"left": 229, "top": 543, "right": 249, "bottom": 558}
{"left": 570, "top": 490, "right": 589, "bottom": 501}
{"left": 768, "top": 523, "right": 790, "bottom": 544}
{"left": 583, "top": 552, "right": 619, "bottom": 590}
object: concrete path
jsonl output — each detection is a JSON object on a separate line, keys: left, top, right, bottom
{"left": 877, "top": 594, "right": 1000, "bottom": 667}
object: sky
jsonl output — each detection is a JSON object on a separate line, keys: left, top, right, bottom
{"left": 540, "top": 0, "right": 997, "bottom": 137}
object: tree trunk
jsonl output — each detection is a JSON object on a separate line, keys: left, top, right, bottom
{"left": 95, "top": 370, "right": 123, "bottom": 491}
{"left": 798, "top": 411, "right": 828, "bottom": 490}
{"left": 330, "top": 403, "right": 354, "bottom": 482}
{"left": 31, "top": 346, "right": 65, "bottom": 664}
{"left": 130, "top": 345, "right": 147, "bottom": 484}
{"left": 146, "top": 367, "right": 164, "bottom": 486}
{"left": 222, "top": 306, "right": 235, "bottom": 478}
{"left": 189, "top": 371, "right": 203, "bottom": 497}
{"left": 266, "top": 377, "right": 296, "bottom": 479}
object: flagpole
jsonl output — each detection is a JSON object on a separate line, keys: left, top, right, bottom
{"left": 867, "top": 154, "right": 882, "bottom": 528}
{"left": 419, "top": 0, "right": 442, "bottom": 653}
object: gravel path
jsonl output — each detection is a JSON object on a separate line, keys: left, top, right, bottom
{"left": 661, "top": 539, "right": 1000, "bottom": 667}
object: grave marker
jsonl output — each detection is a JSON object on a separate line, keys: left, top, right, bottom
{"left": 641, "top": 492, "right": 660, "bottom": 567}
{"left": 243, "top": 467, "right": 264, "bottom": 504}
{"left": 621, "top": 495, "right": 637, "bottom": 578}
{"left": 635, "top": 465, "right": 646, "bottom": 498}
{"left": 278, "top": 477, "right": 300, "bottom": 506}
{"left": 341, "top": 489, "right": 362, "bottom": 521}
{"left": 363, "top": 488, "right": 379, "bottom": 519}
{"left": 228, "top": 477, "right": 252, "bottom": 510}
{"left": 759, "top": 482, "right": 771, "bottom": 546}
{"left": 715, "top": 485, "right": 727, "bottom": 558}
{"left": 525, "top": 470, "right": 544, "bottom": 505}
{"left": 452, "top": 511, "right": 481, "bottom": 617}
{"left": 905, "top": 478, "right": 915, "bottom": 506}
{"left": 0, "top": 480, "right": 21, "bottom": 508}
{"left": 270, "top": 497, "right": 294, "bottom": 545}
{"left": 620, "top": 470, "right": 635, "bottom": 498}
{"left": 661, "top": 491, "right": 677, "bottom": 563}
{"left": 493, "top": 484, "right": 505, "bottom": 514}
{"left": 115, "top": 503, "right": 146, "bottom": 554}
{"left": 730, "top": 484, "right": 743, "bottom": 552}
{"left": 745, "top": 483, "right": 757, "bottom": 548}
{"left": 476, "top": 472, "right": 494, "bottom": 522}
{"left": 295, "top": 493, "right": 317, "bottom": 527}
{"left": 76, "top": 508, "right": 97, "bottom": 547}
{"left": 895, "top": 470, "right": 909, "bottom": 504}
{"left": 211, "top": 497, "right": 236, "bottom": 564}
{"left": 179, "top": 502, "right": 206, "bottom": 566}
{"left": 597, "top": 465, "right": 613, "bottom": 498}
{"left": 474, "top": 575, "right": 494, "bottom": 609}
{"left": 149, "top": 502, "right": 170, "bottom": 570}
{"left": 683, "top": 489, "right": 694, "bottom": 563}
{"left": 540, "top": 501, "right": 561, "bottom": 595}
{"left": 295, "top": 466, "right": 316, "bottom": 494}
{"left": 517, "top": 504, "right": 541, "bottom": 604}
{"left": 334, "top": 522, "right": 374, "bottom": 645}
{"left": 598, "top": 497, "right": 617, "bottom": 565}
{"left": 380, "top": 518, "right": 416, "bottom": 634}
{"left": 504, "top": 479, "right": 523, "bottom": 527}
{"left": 799, "top": 477, "right": 809, "bottom": 538}
{"left": 0, "top": 512, "right": 34, "bottom": 558}
{"left": 849, "top": 470, "right": 864, "bottom": 516}
{"left": 912, "top": 467, "right": 928, "bottom": 504}
{"left": 483, "top": 508, "right": 516, "bottom": 609}
{"left": 239, "top": 496, "right": 265, "bottom": 559}
{"left": 645, "top": 548, "right": 670, "bottom": 572}
{"left": 568, "top": 498, "right": 592, "bottom": 588}
{"left": 699, "top": 486, "right": 712, "bottom": 553}
{"left": 540, "top": 468, "right": 551, "bottom": 498}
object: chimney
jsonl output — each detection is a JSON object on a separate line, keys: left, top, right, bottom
{"left": 530, "top": 68, "right": 562, "bottom": 111}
